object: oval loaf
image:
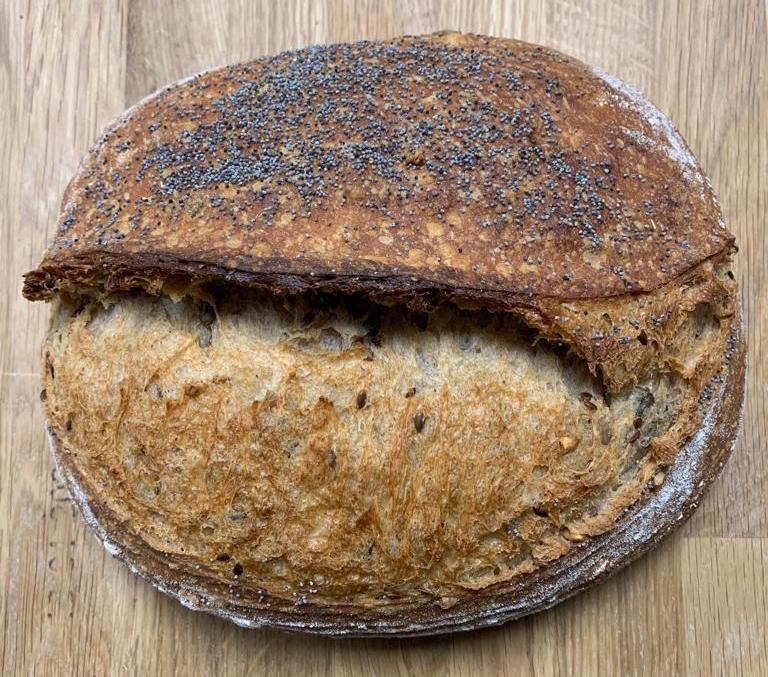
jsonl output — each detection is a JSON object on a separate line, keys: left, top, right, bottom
{"left": 26, "top": 32, "right": 744, "bottom": 636}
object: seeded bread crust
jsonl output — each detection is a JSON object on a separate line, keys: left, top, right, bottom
{"left": 26, "top": 33, "right": 744, "bottom": 635}
{"left": 24, "top": 32, "right": 732, "bottom": 307}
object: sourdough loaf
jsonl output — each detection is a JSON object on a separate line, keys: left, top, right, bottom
{"left": 26, "top": 32, "right": 744, "bottom": 635}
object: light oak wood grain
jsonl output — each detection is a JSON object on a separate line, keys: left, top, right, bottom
{"left": 1, "top": 1, "right": 766, "bottom": 675}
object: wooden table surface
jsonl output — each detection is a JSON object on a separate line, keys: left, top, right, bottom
{"left": 2, "top": 1, "right": 766, "bottom": 675}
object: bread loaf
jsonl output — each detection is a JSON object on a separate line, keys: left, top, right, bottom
{"left": 26, "top": 32, "right": 744, "bottom": 635}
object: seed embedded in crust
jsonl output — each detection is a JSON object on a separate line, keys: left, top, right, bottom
{"left": 563, "top": 529, "right": 586, "bottom": 543}
{"left": 579, "top": 392, "right": 597, "bottom": 411}
{"left": 558, "top": 436, "right": 579, "bottom": 451}
{"left": 185, "top": 383, "right": 203, "bottom": 397}
{"left": 356, "top": 390, "right": 367, "bottom": 409}
{"left": 653, "top": 471, "right": 666, "bottom": 487}
{"left": 413, "top": 412, "right": 426, "bottom": 433}
{"left": 405, "top": 387, "right": 416, "bottom": 398}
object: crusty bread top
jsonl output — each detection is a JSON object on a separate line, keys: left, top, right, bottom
{"left": 24, "top": 32, "right": 732, "bottom": 304}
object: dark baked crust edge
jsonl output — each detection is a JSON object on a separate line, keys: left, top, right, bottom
{"left": 23, "top": 245, "right": 736, "bottom": 312}
{"left": 47, "top": 310, "right": 745, "bottom": 637}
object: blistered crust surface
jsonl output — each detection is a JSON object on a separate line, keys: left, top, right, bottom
{"left": 25, "top": 32, "right": 732, "bottom": 302}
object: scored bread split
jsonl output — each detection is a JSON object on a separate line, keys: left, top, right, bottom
{"left": 25, "top": 32, "right": 744, "bottom": 636}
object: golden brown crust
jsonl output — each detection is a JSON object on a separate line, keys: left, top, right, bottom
{"left": 45, "top": 305, "right": 745, "bottom": 636}
{"left": 41, "top": 251, "right": 737, "bottom": 607}
{"left": 24, "top": 32, "right": 732, "bottom": 305}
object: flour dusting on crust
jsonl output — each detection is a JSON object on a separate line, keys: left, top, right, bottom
{"left": 592, "top": 66, "right": 703, "bottom": 184}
